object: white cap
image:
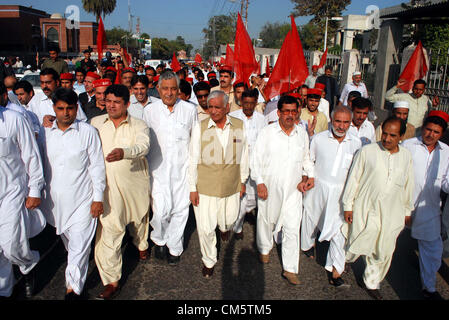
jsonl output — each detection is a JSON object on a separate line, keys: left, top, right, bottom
{"left": 26, "top": 65, "right": 31, "bottom": 69}
{"left": 393, "top": 101, "right": 409, "bottom": 109}
{"left": 352, "top": 71, "right": 361, "bottom": 76}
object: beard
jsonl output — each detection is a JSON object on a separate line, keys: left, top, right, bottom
{"left": 332, "top": 125, "right": 347, "bottom": 137}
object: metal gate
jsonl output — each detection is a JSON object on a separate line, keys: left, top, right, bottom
{"left": 426, "top": 48, "right": 449, "bottom": 113}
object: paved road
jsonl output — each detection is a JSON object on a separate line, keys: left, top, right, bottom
{"left": 10, "top": 208, "right": 449, "bottom": 301}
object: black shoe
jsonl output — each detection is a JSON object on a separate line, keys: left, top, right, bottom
{"left": 167, "top": 253, "right": 180, "bottom": 266}
{"left": 423, "top": 289, "right": 443, "bottom": 300}
{"left": 302, "top": 247, "right": 315, "bottom": 259}
{"left": 154, "top": 245, "right": 167, "bottom": 260}
{"left": 366, "top": 288, "right": 383, "bottom": 300}
{"left": 23, "top": 271, "right": 35, "bottom": 299}
{"left": 64, "top": 291, "right": 80, "bottom": 301}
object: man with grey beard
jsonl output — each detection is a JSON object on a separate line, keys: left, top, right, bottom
{"left": 301, "top": 105, "right": 362, "bottom": 287}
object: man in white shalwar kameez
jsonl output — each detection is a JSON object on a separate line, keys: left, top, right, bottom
{"left": 229, "top": 89, "right": 267, "bottom": 239}
{"left": 251, "top": 95, "right": 315, "bottom": 285}
{"left": 0, "top": 84, "right": 45, "bottom": 298}
{"left": 143, "top": 71, "right": 197, "bottom": 265}
{"left": 189, "top": 90, "right": 249, "bottom": 278}
{"left": 342, "top": 117, "right": 414, "bottom": 300}
{"left": 91, "top": 84, "right": 150, "bottom": 300}
{"left": 402, "top": 111, "right": 449, "bottom": 300}
{"left": 301, "top": 106, "right": 361, "bottom": 287}
{"left": 40, "top": 88, "right": 105, "bottom": 300}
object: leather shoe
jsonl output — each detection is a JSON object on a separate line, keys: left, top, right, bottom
{"left": 220, "top": 230, "right": 230, "bottom": 241}
{"left": 96, "top": 284, "right": 120, "bottom": 300}
{"left": 139, "top": 249, "right": 150, "bottom": 261}
{"left": 365, "top": 288, "right": 382, "bottom": 300}
{"left": 202, "top": 265, "right": 214, "bottom": 278}
{"left": 282, "top": 271, "right": 301, "bottom": 285}
{"left": 302, "top": 247, "right": 315, "bottom": 259}
{"left": 259, "top": 253, "right": 270, "bottom": 264}
{"left": 422, "top": 289, "right": 443, "bottom": 300}
{"left": 154, "top": 245, "right": 167, "bottom": 260}
{"left": 168, "top": 253, "right": 180, "bottom": 266}
{"left": 234, "top": 231, "right": 244, "bottom": 240}
{"left": 65, "top": 291, "right": 81, "bottom": 301}
{"left": 23, "top": 270, "right": 35, "bottom": 299}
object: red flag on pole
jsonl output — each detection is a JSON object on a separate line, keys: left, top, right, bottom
{"left": 97, "top": 16, "right": 107, "bottom": 61}
{"left": 265, "top": 56, "right": 271, "bottom": 77}
{"left": 233, "top": 13, "right": 259, "bottom": 85}
{"left": 123, "top": 47, "right": 131, "bottom": 65}
{"left": 171, "top": 52, "right": 181, "bottom": 72}
{"left": 195, "top": 53, "right": 203, "bottom": 64}
{"left": 263, "top": 16, "right": 309, "bottom": 100}
{"left": 398, "top": 41, "right": 428, "bottom": 92}
{"left": 225, "top": 44, "right": 234, "bottom": 69}
{"left": 318, "top": 48, "right": 328, "bottom": 69}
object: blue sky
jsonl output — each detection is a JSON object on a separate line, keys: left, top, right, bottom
{"left": 4, "top": 0, "right": 405, "bottom": 49}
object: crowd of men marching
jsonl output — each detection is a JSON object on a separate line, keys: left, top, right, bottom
{"left": 1, "top": 44, "right": 448, "bottom": 301}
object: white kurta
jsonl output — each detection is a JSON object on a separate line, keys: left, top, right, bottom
{"left": 6, "top": 101, "right": 40, "bottom": 135}
{"left": 28, "top": 91, "right": 87, "bottom": 125}
{"left": 251, "top": 122, "right": 314, "bottom": 273}
{"left": 143, "top": 98, "right": 197, "bottom": 256}
{"left": 318, "top": 98, "right": 330, "bottom": 122}
{"left": 302, "top": 131, "right": 361, "bottom": 243}
{"left": 0, "top": 108, "right": 45, "bottom": 297}
{"left": 402, "top": 137, "right": 449, "bottom": 241}
{"left": 339, "top": 82, "right": 368, "bottom": 106}
{"left": 128, "top": 95, "right": 160, "bottom": 120}
{"left": 347, "top": 119, "right": 375, "bottom": 146}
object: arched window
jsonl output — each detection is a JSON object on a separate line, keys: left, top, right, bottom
{"left": 47, "top": 27, "right": 59, "bottom": 45}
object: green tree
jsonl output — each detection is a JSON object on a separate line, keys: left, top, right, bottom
{"left": 291, "top": 0, "right": 351, "bottom": 50}
{"left": 105, "top": 27, "right": 132, "bottom": 46}
{"left": 150, "top": 37, "right": 194, "bottom": 60}
{"left": 416, "top": 23, "right": 449, "bottom": 66}
{"left": 202, "top": 14, "right": 237, "bottom": 59}
{"left": 141, "top": 33, "right": 150, "bottom": 39}
{"left": 259, "top": 22, "right": 291, "bottom": 48}
{"left": 82, "top": 0, "right": 117, "bottom": 22}
{"left": 299, "top": 22, "right": 321, "bottom": 50}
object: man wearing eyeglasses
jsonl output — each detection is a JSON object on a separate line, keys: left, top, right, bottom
{"left": 251, "top": 95, "right": 314, "bottom": 286}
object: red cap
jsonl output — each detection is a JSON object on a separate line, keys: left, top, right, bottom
{"left": 307, "top": 88, "right": 322, "bottom": 96}
{"left": 93, "top": 78, "right": 112, "bottom": 88}
{"left": 60, "top": 72, "right": 73, "bottom": 80}
{"left": 86, "top": 72, "right": 101, "bottom": 80}
{"left": 289, "top": 93, "right": 302, "bottom": 99}
{"left": 314, "top": 83, "right": 325, "bottom": 90}
{"left": 312, "top": 65, "right": 319, "bottom": 70}
{"left": 220, "top": 65, "right": 233, "bottom": 72}
{"left": 428, "top": 110, "right": 449, "bottom": 123}
{"left": 122, "top": 67, "right": 136, "bottom": 74}
{"left": 106, "top": 66, "right": 117, "bottom": 72}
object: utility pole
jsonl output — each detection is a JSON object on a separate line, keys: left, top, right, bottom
{"left": 240, "top": 0, "right": 249, "bottom": 27}
{"left": 212, "top": 16, "right": 216, "bottom": 58}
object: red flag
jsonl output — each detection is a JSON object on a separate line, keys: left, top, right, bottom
{"left": 318, "top": 48, "right": 328, "bottom": 69}
{"left": 398, "top": 41, "right": 428, "bottom": 92}
{"left": 97, "top": 16, "right": 107, "bottom": 61}
{"left": 195, "top": 53, "right": 202, "bottom": 64}
{"left": 225, "top": 44, "right": 234, "bottom": 68}
{"left": 171, "top": 52, "right": 181, "bottom": 72}
{"left": 220, "top": 57, "right": 225, "bottom": 65}
{"left": 122, "top": 47, "right": 131, "bottom": 65}
{"left": 233, "top": 13, "right": 259, "bottom": 85}
{"left": 264, "top": 16, "right": 309, "bottom": 100}
{"left": 265, "top": 56, "right": 271, "bottom": 77}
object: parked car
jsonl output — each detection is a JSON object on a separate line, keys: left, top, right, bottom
{"left": 20, "top": 72, "right": 43, "bottom": 95}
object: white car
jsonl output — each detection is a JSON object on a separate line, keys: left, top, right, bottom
{"left": 144, "top": 59, "right": 162, "bottom": 69}
{"left": 20, "top": 72, "right": 43, "bottom": 95}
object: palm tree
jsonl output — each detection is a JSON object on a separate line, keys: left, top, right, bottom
{"left": 82, "top": 0, "right": 117, "bottom": 22}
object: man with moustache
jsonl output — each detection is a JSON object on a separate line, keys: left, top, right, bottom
{"left": 301, "top": 106, "right": 361, "bottom": 287}
{"left": 347, "top": 97, "right": 375, "bottom": 146}
{"left": 145, "top": 66, "right": 160, "bottom": 99}
{"left": 27, "top": 68, "right": 86, "bottom": 126}
{"left": 229, "top": 89, "right": 267, "bottom": 239}
{"left": 251, "top": 95, "right": 314, "bottom": 285}
{"left": 193, "top": 81, "right": 211, "bottom": 122}
{"left": 229, "top": 82, "right": 246, "bottom": 113}
{"left": 402, "top": 111, "right": 449, "bottom": 299}
{"left": 375, "top": 101, "right": 415, "bottom": 142}
{"left": 143, "top": 71, "right": 197, "bottom": 265}
{"left": 79, "top": 72, "right": 101, "bottom": 109}
{"left": 60, "top": 73, "right": 75, "bottom": 90}
{"left": 316, "top": 65, "right": 338, "bottom": 112}
{"left": 128, "top": 75, "right": 159, "bottom": 120}
{"left": 82, "top": 79, "right": 111, "bottom": 122}
{"left": 121, "top": 68, "right": 136, "bottom": 94}
{"left": 338, "top": 71, "right": 368, "bottom": 107}
{"left": 211, "top": 65, "right": 235, "bottom": 104}
{"left": 189, "top": 90, "right": 249, "bottom": 277}
{"left": 342, "top": 117, "right": 414, "bottom": 300}
{"left": 300, "top": 88, "right": 328, "bottom": 136}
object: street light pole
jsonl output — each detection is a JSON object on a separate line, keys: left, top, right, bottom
{"left": 324, "top": 16, "right": 329, "bottom": 51}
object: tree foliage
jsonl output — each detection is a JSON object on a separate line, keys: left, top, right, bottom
{"left": 416, "top": 23, "right": 449, "bottom": 66}
{"left": 202, "top": 14, "right": 237, "bottom": 59}
{"left": 259, "top": 22, "right": 291, "bottom": 49}
{"left": 82, "top": 0, "right": 117, "bottom": 22}
{"left": 150, "top": 36, "right": 194, "bottom": 60}
{"left": 291, "top": 0, "right": 351, "bottom": 50}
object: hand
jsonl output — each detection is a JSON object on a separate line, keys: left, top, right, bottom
{"left": 90, "top": 201, "right": 104, "bottom": 218}
{"left": 405, "top": 216, "right": 412, "bottom": 227}
{"left": 307, "top": 117, "right": 317, "bottom": 136}
{"left": 240, "top": 183, "right": 246, "bottom": 199}
{"left": 190, "top": 191, "right": 199, "bottom": 207}
{"left": 42, "top": 115, "right": 56, "bottom": 128}
{"left": 304, "top": 177, "right": 314, "bottom": 191}
{"left": 257, "top": 183, "right": 268, "bottom": 200}
{"left": 396, "top": 79, "right": 407, "bottom": 88}
{"left": 106, "top": 148, "right": 124, "bottom": 162}
{"left": 344, "top": 211, "right": 353, "bottom": 224}
{"left": 25, "top": 197, "right": 41, "bottom": 210}
{"left": 432, "top": 95, "right": 440, "bottom": 107}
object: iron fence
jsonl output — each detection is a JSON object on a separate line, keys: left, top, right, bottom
{"left": 426, "top": 48, "right": 449, "bottom": 113}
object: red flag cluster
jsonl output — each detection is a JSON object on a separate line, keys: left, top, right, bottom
{"left": 263, "top": 16, "right": 309, "bottom": 101}
{"left": 97, "top": 16, "right": 107, "bottom": 61}
{"left": 398, "top": 41, "right": 428, "bottom": 92}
